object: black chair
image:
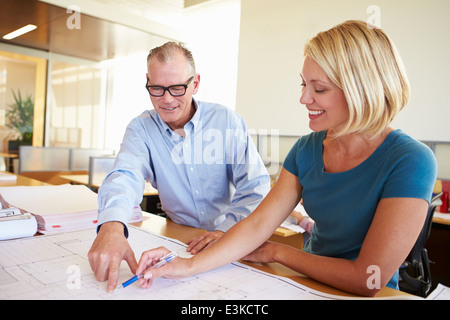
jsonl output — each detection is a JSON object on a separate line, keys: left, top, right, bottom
{"left": 398, "top": 192, "right": 442, "bottom": 297}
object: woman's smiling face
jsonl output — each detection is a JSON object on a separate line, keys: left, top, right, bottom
{"left": 300, "top": 56, "right": 349, "bottom": 134}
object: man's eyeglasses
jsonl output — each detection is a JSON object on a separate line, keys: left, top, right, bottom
{"left": 146, "top": 76, "right": 194, "bottom": 97}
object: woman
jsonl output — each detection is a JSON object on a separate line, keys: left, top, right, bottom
{"left": 135, "top": 20, "right": 437, "bottom": 297}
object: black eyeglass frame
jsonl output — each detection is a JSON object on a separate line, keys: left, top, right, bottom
{"left": 145, "top": 76, "right": 194, "bottom": 97}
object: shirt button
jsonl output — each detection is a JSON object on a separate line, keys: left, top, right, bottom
{"left": 190, "top": 167, "right": 194, "bottom": 172}
{"left": 201, "top": 211, "right": 205, "bottom": 215}
{"left": 195, "top": 190, "right": 199, "bottom": 195}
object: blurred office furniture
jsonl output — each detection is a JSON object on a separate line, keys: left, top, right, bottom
{"left": 64, "top": 155, "right": 163, "bottom": 215}
{"left": 88, "top": 155, "right": 116, "bottom": 188}
{"left": 71, "top": 148, "right": 114, "bottom": 171}
{"left": 251, "top": 132, "right": 300, "bottom": 185}
{"left": 18, "top": 146, "right": 113, "bottom": 184}
{"left": 0, "top": 152, "right": 18, "bottom": 172}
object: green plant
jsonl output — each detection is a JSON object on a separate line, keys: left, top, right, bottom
{"left": 6, "top": 89, "right": 34, "bottom": 143}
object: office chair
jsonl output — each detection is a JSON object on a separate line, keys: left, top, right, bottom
{"left": 398, "top": 192, "right": 442, "bottom": 297}
{"left": 88, "top": 156, "right": 116, "bottom": 188}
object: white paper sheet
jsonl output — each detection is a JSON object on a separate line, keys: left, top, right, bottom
{"left": 427, "top": 284, "right": 450, "bottom": 300}
{"left": 434, "top": 212, "right": 450, "bottom": 220}
{"left": 0, "top": 184, "right": 99, "bottom": 216}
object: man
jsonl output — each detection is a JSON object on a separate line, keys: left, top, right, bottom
{"left": 88, "top": 42, "right": 270, "bottom": 292}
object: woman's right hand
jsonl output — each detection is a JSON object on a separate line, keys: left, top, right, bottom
{"left": 136, "top": 246, "right": 194, "bottom": 289}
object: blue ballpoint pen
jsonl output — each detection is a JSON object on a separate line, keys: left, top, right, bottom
{"left": 115, "top": 251, "right": 178, "bottom": 292}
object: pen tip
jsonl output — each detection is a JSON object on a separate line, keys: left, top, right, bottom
{"left": 112, "top": 285, "right": 122, "bottom": 293}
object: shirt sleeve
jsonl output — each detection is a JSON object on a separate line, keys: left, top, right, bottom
{"left": 283, "top": 138, "right": 302, "bottom": 177}
{"left": 381, "top": 141, "right": 437, "bottom": 202}
{"left": 97, "top": 118, "right": 150, "bottom": 235}
{"left": 214, "top": 115, "right": 271, "bottom": 232}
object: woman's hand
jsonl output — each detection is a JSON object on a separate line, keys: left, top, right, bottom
{"left": 136, "top": 246, "right": 194, "bottom": 289}
{"left": 242, "top": 241, "right": 280, "bottom": 264}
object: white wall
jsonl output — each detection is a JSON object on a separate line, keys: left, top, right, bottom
{"left": 182, "top": 0, "right": 241, "bottom": 110}
{"left": 102, "top": 51, "right": 158, "bottom": 152}
{"left": 101, "top": 0, "right": 242, "bottom": 152}
{"left": 236, "top": 0, "right": 450, "bottom": 142}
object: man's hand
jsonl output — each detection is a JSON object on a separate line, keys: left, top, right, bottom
{"left": 186, "top": 230, "right": 224, "bottom": 254}
{"left": 87, "top": 222, "right": 138, "bottom": 292}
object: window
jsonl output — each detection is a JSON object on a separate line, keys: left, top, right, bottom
{"left": 0, "top": 50, "right": 46, "bottom": 152}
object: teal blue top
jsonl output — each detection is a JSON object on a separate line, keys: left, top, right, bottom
{"left": 283, "top": 130, "right": 437, "bottom": 289}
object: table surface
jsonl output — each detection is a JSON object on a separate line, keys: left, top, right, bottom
{"left": 433, "top": 216, "right": 450, "bottom": 226}
{"left": 132, "top": 212, "right": 411, "bottom": 299}
{"left": 59, "top": 174, "right": 158, "bottom": 196}
{"left": 0, "top": 173, "right": 50, "bottom": 187}
{"left": 0, "top": 153, "right": 18, "bottom": 158}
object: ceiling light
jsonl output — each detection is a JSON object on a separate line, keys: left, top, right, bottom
{"left": 2, "top": 24, "right": 37, "bottom": 40}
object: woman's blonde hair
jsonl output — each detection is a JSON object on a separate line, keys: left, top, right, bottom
{"left": 304, "top": 20, "right": 410, "bottom": 138}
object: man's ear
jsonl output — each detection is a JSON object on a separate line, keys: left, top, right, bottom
{"left": 192, "top": 73, "right": 200, "bottom": 94}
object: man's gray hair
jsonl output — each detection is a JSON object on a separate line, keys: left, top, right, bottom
{"left": 147, "top": 42, "right": 196, "bottom": 75}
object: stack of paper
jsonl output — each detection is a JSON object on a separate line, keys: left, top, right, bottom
{"left": 0, "top": 208, "right": 37, "bottom": 240}
{"left": 0, "top": 184, "right": 142, "bottom": 234}
{"left": 0, "top": 172, "right": 17, "bottom": 181}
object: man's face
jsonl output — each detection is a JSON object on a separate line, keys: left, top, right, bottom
{"left": 146, "top": 53, "right": 200, "bottom": 132}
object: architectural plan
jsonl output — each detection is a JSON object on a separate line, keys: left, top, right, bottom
{"left": 0, "top": 226, "right": 360, "bottom": 300}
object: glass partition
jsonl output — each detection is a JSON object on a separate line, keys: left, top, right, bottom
{"left": 48, "top": 61, "right": 104, "bottom": 149}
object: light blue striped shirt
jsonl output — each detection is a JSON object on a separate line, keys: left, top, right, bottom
{"left": 97, "top": 99, "right": 270, "bottom": 235}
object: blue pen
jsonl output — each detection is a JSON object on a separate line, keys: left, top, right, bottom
{"left": 115, "top": 251, "right": 178, "bottom": 292}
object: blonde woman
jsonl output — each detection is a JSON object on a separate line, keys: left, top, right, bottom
{"left": 135, "top": 20, "right": 437, "bottom": 297}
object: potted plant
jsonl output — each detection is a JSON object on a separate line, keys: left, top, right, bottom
{"left": 6, "top": 89, "right": 34, "bottom": 150}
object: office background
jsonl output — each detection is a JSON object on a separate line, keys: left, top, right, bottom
{"left": 0, "top": 0, "right": 449, "bottom": 178}
{"left": 0, "top": 0, "right": 450, "bottom": 294}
